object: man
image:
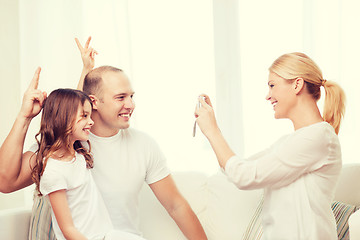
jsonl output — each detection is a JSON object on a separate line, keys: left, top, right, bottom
{"left": 75, "top": 37, "right": 207, "bottom": 238}
{"left": 0, "top": 37, "right": 207, "bottom": 239}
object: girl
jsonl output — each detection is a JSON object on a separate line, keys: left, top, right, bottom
{"left": 31, "top": 88, "right": 145, "bottom": 240}
{"left": 195, "top": 52, "right": 345, "bottom": 239}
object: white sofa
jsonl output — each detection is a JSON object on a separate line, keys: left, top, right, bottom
{"left": 1, "top": 164, "right": 360, "bottom": 240}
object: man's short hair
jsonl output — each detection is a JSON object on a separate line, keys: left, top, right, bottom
{"left": 83, "top": 66, "right": 123, "bottom": 97}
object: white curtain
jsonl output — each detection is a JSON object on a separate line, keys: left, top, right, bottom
{"left": 234, "top": 0, "right": 360, "bottom": 164}
{"left": 17, "top": 0, "right": 360, "bottom": 175}
{"left": 212, "top": 0, "right": 244, "bottom": 157}
{"left": 19, "top": 0, "right": 219, "bottom": 175}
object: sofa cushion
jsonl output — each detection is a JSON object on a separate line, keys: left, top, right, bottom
{"left": 204, "top": 171, "right": 262, "bottom": 240}
{"left": 28, "top": 192, "right": 56, "bottom": 240}
{"left": 139, "top": 172, "right": 208, "bottom": 240}
{"left": 241, "top": 196, "right": 264, "bottom": 240}
{"left": 243, "top": 198, "right": 359, "bottom": 240}
{"left": 332, "top": 201, "right": 360, "bottom": 240}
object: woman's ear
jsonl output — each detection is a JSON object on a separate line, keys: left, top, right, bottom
{"left": 293, "top": 77, "right": 305, "bottom": 95}
{"left": 89, "top": 95, "right": 98, "bottom": 110}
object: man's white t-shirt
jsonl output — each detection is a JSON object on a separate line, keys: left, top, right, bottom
{"left": 86, "top": 128, "right": 171, "bottom": 235}
{"left": 224, "top": 122, "right": 341, "bottom": 240}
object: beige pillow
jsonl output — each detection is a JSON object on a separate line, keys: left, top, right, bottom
{"left": 28, "top": 192, "right": 56, "bottom": 240}
{"left": 242, "top": 198, "right": 359, "bottom": 240}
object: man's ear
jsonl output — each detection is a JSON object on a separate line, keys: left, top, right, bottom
{"left": 293, "top": 77, "right": 305, "bottom": 95}
{"left": 89, "top": 95, "right": 98, "bottom": 110}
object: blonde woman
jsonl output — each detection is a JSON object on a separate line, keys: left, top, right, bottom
{"left": 195, "top": 52, "right": 345, "bottom": 239}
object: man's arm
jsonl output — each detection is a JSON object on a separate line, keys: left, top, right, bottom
{"left": 75, "top": 36, "right": 97, "bottom": 90}
{"left": 149, "top": 175, "right": 207, "bottom": 240}
{"left": 0, "top": 68, "right": 46, "bottom": 193}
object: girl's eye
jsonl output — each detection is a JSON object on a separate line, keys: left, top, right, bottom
{"left": 269, "top": 84, "right": 274, "bottom": 88}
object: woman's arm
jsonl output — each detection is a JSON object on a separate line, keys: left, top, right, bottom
{"left": 194, "top": 95, "right": 235, "bottom": 168}
{"left": 49, "top": 190, "right": 87, "bottom": 240}
{"left": 195, "top": 95, "right": 330, "bottom": 190}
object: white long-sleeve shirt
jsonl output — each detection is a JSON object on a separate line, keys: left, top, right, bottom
{"left": 224, "top": 122, "right": 341, "bottom": 240}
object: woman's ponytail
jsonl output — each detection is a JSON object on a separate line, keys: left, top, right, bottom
{"left": 322, "top": 80, "right": 346, "bottom": 134}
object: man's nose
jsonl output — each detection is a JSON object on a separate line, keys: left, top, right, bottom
{"left": 124, "top": 97, "right": 135, "bottom": 109}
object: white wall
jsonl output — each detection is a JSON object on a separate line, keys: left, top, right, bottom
{"left": 0, "top": 0, "right": 27, "bottom": 210}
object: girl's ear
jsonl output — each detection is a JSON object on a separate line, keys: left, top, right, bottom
{"left": 293, "top": 77, "right": 305, "bottom": 95}
{"left": 89, "top": 95, "right": 98, "bottom": 110}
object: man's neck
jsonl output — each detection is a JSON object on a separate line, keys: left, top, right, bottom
{"left": 90, "top": 125, "right": 121, "bottom": 138}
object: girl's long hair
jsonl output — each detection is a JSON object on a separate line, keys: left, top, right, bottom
{"left": 269, "top": 52, "right": 346, "bottom": 134}
{"left": 31, "top": 89, "right": 94, "bottom": 195}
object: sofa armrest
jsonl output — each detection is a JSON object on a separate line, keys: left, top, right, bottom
{"left": 334, "top": 163, "right": 360, "bottom": 206}
{"left": 349, "top": 210, "right": 360, "bottom": 239}
{"left": 0, "top": 207, "right": 31, "bottom": 240}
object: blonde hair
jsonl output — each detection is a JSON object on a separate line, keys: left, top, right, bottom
{"left": 269, "top": 52, "right": 346, "bottom": 134}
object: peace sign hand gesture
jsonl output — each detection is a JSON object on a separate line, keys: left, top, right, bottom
{"left": 19, "top": 67, "right": 47, "bottom": 120}
{"left": 75, "top": 36, "right": 98, "bottom": 71}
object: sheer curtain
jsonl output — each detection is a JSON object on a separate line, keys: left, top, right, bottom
{"left": 19, "top": 0, "right": 133, "bottom": 151}
{"left": 235, "top": 0, "right": 360, "bottom": 164}
{"left": 16, "top": 0, "right": 360, "bottom": 180}
{"left": 19, "top": 0, "right": 219, "bottom": 175}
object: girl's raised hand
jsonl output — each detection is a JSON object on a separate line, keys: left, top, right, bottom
{"left": 19, "top": 67, "right": 47, "bottom": 120}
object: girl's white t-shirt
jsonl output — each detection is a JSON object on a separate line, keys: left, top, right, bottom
{"left": 40, "top": 153, "right": 113, "bottom": 240}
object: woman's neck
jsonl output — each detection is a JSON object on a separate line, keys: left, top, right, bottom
{"left": 290, "top": 99, "right": 324, "bottom": 131}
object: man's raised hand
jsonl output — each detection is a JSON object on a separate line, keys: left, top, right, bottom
{"left": 19, "top": 67, "right": 47, "bottom": 120}
{"left": 75, "top": 36, "right": 98, "bottom": 71}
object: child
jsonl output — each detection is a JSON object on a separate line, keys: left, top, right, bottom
{"left": 195, "top": 52, "right": 345, "bottom": 239}
{"left": 30, "top": 88, "right": 145, "bottom": 240}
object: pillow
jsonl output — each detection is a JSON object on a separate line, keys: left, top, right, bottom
{"left": 28, "top": 191, "right": 57, "bottom": 240}
{"left": 332, "top": 201, "right": 360, "bottom": 240}
{"left": 205, "top": 171, "right": 263, "bottom": 239}
{"left": 242, "top": 198, "right": 359, "bottom": 240}
{"left": 241, "top": 196, "right": 264, "bottom": 240}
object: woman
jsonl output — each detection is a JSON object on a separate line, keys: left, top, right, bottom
{"left": 195, "top": 52, "right": 345, "bottom": 239}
